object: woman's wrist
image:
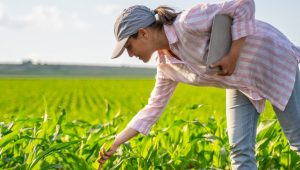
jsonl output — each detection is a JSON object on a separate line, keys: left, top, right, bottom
{"left": 112, "top": 127, "right": 139, "bottom": 148}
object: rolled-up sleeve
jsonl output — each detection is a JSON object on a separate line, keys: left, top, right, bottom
{"left": 127, "top": 77, "right": 178, "bottom": 136}
{"left": 185, "top": 0, "right": 256, "bottom": 40}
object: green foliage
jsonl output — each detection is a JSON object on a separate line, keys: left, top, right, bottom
{"left": 0, "top": 78, "right": 299, "bottom": 169}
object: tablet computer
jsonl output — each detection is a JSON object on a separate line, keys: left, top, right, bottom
{"left": 206, "top": 14, "right": 232, "bottom": 74}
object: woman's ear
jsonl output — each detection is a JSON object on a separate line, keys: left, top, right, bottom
{"left": 138, "top": 28, "right": 149, "bottom": 39}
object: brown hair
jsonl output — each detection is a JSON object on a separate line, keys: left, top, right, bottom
{"left": 150, "top": 6, "right": 182, "bottom": 29}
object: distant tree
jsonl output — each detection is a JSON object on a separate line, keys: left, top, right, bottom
{"left": 22, "top": 59, "right": 33, "bottom": 65}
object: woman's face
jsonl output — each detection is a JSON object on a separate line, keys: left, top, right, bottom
{"left": 125, "top": 28, "right": 155, "bottom": 63}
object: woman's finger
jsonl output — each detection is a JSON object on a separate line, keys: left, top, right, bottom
{"left": 99, "top": 144, "right": 108, "bottom": 156}
{"left": 210, "top": 62, "right": 220, "bottom": 69}
{"left": 99, "top": 158, "right": 106, "bottom": 164}
{"left": 217, "top": 69, "right": 228, "bottom": 76}
{"left": 104, "top": 148, "right": 114, "bottom": 157}
{"left": 98, "top": 145, "right": 117, "bottom": 167}
{"left": 97, "top": 157, "right": 107, "bottom": 163}
{"left": 100, "top": 152, "right": 110, "bottom": 159}
{"left": 98, "top": 163, "right": 103, "bottom": 170}
{"left": 218, "top": 72, "right": 230, "bottom": 76}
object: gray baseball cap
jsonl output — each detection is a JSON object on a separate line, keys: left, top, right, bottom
{"left": 111, "top": 5, "right": 156, "bottom": 59}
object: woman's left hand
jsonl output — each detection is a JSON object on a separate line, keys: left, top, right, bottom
{"left": 210, "top": 37, "right": 246, "bottom": 76}
{"left": 210, "top": 54, "right": 238, "bottom": 76}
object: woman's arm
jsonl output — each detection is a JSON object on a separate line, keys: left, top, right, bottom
{"left": 126, "top": 77, "right": 178, "bottom": 135}
{"left": 184, "top": 0, "right": 255, "bottom": 75}
{"left": 185, "top": 0, "right": 256, "bottom": 40}
{"left": 113, "top": 127, "right": 139, "bottom": 146}
{"left": 99, "top": 74, "right": 178, "bottom": 166}
{"left": 210, "top": 37, "right": 246, "bottom": 76}
{"left": 98, "top": 127, "right": 138, "bottom": 165}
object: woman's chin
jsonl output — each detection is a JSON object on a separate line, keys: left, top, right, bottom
{"left": 144, "top": 56, "right": 152, "bottom": 63}
{"left": 139, "top": 57, "right": 150, "bottom": 63}
{"left": 142, "top": 58, "right": 151, "bottom": 63}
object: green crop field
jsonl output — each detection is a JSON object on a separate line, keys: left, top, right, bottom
{"left": 0, "top": 77, "right": 299, "bottom": 169}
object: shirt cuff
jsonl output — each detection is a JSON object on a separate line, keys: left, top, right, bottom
{"left": 127, "top": 118, "right": 152, "bottom": 136}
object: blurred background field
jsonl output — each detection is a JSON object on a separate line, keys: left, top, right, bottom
{"left": 0, "top": 77, "right": 228, "bottom": 122}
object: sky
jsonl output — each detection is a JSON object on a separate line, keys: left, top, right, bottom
{"left": 0, "top": 0, "right": 300, "bottom": 68}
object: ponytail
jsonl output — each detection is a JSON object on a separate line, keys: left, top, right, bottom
{"left": 149, "top": 6, "right": 181, "bottom": 29}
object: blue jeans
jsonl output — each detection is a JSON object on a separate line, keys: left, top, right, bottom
{"left": 226, "top": 69, "right": 300, "bottom": 169}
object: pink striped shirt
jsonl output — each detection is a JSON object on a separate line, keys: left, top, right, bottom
{"left": 127, "top": 0, "right": 300, "bottom": 135}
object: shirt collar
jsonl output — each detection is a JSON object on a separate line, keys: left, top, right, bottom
{"left": 163, "top": 24, "right": 178, "bottom": 45}
{"left": 155, "top": 25, "right": 181, "bottom": 65}
{"left": 155, "top": 50, "right": 184, "bottom": 65}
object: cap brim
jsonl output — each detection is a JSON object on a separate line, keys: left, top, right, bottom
{"left": 111, "top": 37, "right": 129, "bottom": 59}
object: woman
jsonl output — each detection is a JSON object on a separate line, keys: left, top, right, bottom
{"left": 99, "top": 0, "right": 300, "bottom": 169}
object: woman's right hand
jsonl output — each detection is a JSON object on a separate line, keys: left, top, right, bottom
{"left": 97, "top": 127, "right": 139, "bottom": 169}
{"left": 98, "top": 143, "right": 119, "bottom": 169}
